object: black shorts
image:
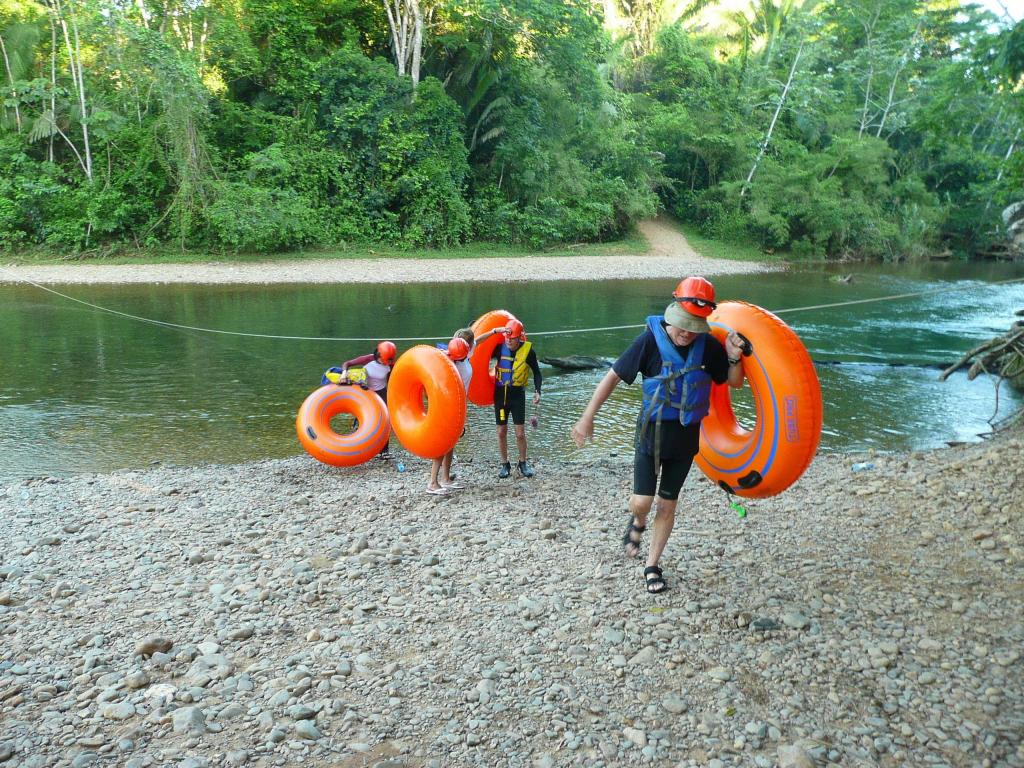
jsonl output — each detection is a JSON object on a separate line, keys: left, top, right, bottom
{"left": 494, "top": 385, "right": 526, "bottom": 425}
{"left": 633, "top": 450, "right": 695, "bottom": 501}
{"left": 632, "top": 419, "right": 700, "bottom": 501}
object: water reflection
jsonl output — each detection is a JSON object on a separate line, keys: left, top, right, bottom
{"left": 1, "top": 262, "right": 1023, "bottom": 481}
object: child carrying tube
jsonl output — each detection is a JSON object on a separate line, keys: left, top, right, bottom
{"left": 340, "top": 340, "right": 397, "bottom": 458}
{"left": 425, "top": 326, "right": 505, "bottom": 494}
{"left": 426, "top": 336, "right": 471, "bottom": 495}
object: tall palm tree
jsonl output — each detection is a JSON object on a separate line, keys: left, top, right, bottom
{"left": 607, "top": 0, "right": 720, "bottom": 59}
{"left": 726, "top": 0, "right": 806, "bottom": 69}
{"left": 433, "top": 19, "right": 511, "bottom": 160}
{"left": 0, "top": 21, "right": 41, "bottom": 133}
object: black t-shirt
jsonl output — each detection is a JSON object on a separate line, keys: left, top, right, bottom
{"left": 613, "top": 323, "right": 730, "bottom": 458}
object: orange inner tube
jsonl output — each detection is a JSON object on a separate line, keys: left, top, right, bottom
{"left": 296, "top": 385, "right": 391, "bottom": 467}
{"left": 388, "top": 345, "right": 467, "bottom": 459}
{"left": 468, "top": 309, "right": 518, "bottom": 406}
{"left": 696, "top": 301, "right": 823, "bottom": 498}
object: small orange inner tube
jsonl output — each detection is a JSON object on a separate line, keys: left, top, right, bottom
{"left": 468, "top": 309, "right": 518, "bottom": 406}
{"left": 696, "top": 301, "right": 823, "bottom": 498}
{"left": 296, "top": 385, "right": 391, "bottom": 467}
{"left": 388, "top": 345, "right": 467, "bottom": 459}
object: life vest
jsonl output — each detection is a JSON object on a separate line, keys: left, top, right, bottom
{"left": 496, "top": 341, "right": 533, "bottom": 387}
{"left": 322, "top": 366, "right": 369, "bottom": 386}
{"left": 322, "top": 366, "right": 345, "bottom": 385}
{"left": 640, "top": 316, "right": 711, "bottom": 427}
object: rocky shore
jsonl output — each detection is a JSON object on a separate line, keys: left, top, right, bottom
{"left": 0, "top": 252, "right": 772, "bottom": 286}
{"left": 1, "top": 429, "right": 1022, "bottom": 768}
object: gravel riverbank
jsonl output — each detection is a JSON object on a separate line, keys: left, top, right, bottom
{"left": 1, "top": 429, "right": 1022, "bottom": 768}
{"left": 0, "top": 252, "right": 772, "bottom": 286}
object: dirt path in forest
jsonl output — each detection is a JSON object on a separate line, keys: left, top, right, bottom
{"left": 636, "top": 214, "right": 703, "bottom": 259}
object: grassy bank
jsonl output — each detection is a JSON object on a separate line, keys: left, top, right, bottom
{"left": 2, "top": 229, "right": 651, "bottom": 267}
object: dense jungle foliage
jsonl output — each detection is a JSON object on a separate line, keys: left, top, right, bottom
{"left": 0, "top": 0, "right": 1021, "bottom": 258}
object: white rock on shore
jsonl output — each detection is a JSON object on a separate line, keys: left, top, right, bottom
{"left": 1, "top": 428, "right": 1022, "bottom": 767}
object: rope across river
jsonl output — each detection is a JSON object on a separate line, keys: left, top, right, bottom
{"left": 3, "top": 268, "right": 1024, "bottom": 342}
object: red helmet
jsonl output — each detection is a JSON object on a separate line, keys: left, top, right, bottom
{"left": 446, "top": 337, "right": 470, "bottom": 361}
{"left": 672, "top": 276, "right": 717, "bottom": 318}
{"left": 376, "top": 340, "right": 397, "bottom": 365}
{"left": 504, "top": 319, "right": 525, "bottom": 340}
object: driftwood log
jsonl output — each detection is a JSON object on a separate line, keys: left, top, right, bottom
{"left": 540, "top": 356, "right": 614, "bottom": 371}
{"left": 939, "top": 313, "right": 1024, "bottom": 386}
{"left": 939, "top": 310, "right": 1024, "bottom": 430}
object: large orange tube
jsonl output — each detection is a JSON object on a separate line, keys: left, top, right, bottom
{"left": 388, "top": 345, "right": 467, "bottom": 459}
{"left": 696, "top": 301, "right": 822, "bottom": 498}
{"left": 296, "top": 385, "right": 391, "bottom": 467}
{"left": 468, "top": 309, "right": 518, "bottom": 406}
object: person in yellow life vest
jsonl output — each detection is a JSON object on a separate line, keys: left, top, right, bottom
{"left": 490, "top": 319, "right": 542, "bottom": 478}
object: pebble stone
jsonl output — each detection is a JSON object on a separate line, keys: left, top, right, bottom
{"left": 0, "top": 432, "right": 1021, "bottom": 768}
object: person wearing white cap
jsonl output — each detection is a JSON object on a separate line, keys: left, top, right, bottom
{"left": 571, "top": 277, "right": 745, "bottom": 594}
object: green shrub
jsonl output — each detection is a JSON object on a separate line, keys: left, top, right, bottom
{"left": 317, "top": 50, "right": 472, "bottom": 246}
{"left": 0, "top": 196, "right": 25, "bottom": 248}
{"left": 0, "top": 140, "right": 29, "bottom": 248}
{"left": 206, "top": 182, "right": 328, "bottom": 251}
{"left": 470, "top": 184, "right": 522, "bottom": 243}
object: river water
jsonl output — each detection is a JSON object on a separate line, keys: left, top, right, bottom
{"left": 2, "top": 261, "right": 1022, "bottom": 481}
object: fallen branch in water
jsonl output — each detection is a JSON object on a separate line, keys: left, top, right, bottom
{"left": 939, "top": 311, "right": 1024, "bottom": 433}
{"left": 939, "top": 321, "right": 1024, "bottom": 382}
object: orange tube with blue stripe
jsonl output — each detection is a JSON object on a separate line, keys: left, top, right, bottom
{"left": 696, "top": 301, "right": 822, "bottom": 498}
{"left": 296, "top": 385, "right": 390, "bottom": 466}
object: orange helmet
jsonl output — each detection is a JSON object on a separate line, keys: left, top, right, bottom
{"left": 376, "top": 340, "right": 397, "bottom": 365}
{"left": 672, "top": 276, "right": 717, "bottom": 318}
{"left": 446, "top": 337, "right": 470, "bottom": 361}
{"left": 504, "top": 319, "right": 525, "bottom": 340}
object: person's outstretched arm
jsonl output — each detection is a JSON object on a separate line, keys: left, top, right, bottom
{"left": 476, "top": 327, "right": 504, "bottom": 343}
{"left": 571, "top": 369, "right": 622, "bottom": 447}
{"left": 342, "top": 353, "right": 374, "bottom": 370}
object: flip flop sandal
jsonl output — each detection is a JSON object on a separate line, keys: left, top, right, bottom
{"left": 442, "top": 482, "right": 466, "bottom": 490}
{"left": 425, "top": 486, "right": 450, "bottom": 496}
{"left": 644, "top": 566, "right": 668, "bottom": 594}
